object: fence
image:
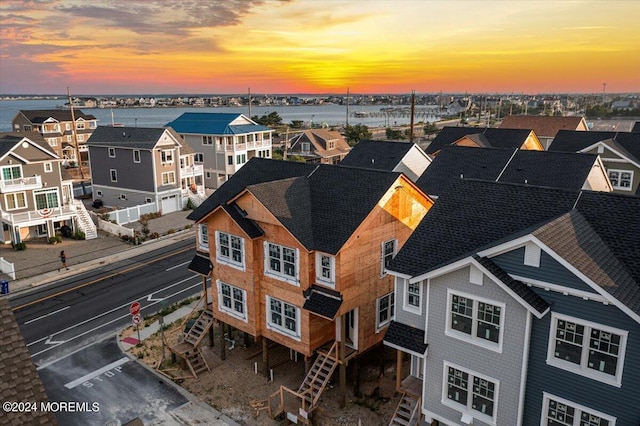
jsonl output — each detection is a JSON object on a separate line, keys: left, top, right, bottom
{"left": 104, "top": 203, "right": 157, "bottom": 225}
{"left": 91, "top": 214, "right": 135, "bottom": 238}
{"left": 0, "top": 257, "right": 16, "bottom": 280}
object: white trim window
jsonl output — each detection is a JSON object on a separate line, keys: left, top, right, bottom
{"left": 44, "top": 162, "right": 53, "bottom": 173}
{"left": 316, "top": 252, "right": 335, "bottom": 288}
{"left": 161, "top": 149, "right": 174, "bottom": 164}
{"left": 404, "top": 279, "right": 421, "bottom": 313}
{"left": 442, "top": 362, "right": 499, "bottom": 424}
{"left": 264, "top": 242, "right": 298, "bottom": 284}
{"left": 133, "top": 149, "right": 141, "bottom": 163}
{"left": 110, "top": 169, "right": 117, "bottom": 182}
{"left": 1, "top": 165, "right": 21, "bottom": 181}
{"left": 5, "top": 192, "right": 26, "bottom": 210}
{"left": 446, "top": 290, "right": 505, "bottom": 352}
{"left": 33, "top": 188, "right": 59, "bottom": 209}
{"left": 542, "top": 393, "right": 616, "bottom": 426}
{"left": 216, "top": 231, "right": 244, "bottom": 270}
{"left": 547, "top": 313, "right": 627, "bottom": 387}
{"left": 266, "top": 296, "right": 300, "bottom": 339}
{"left": 161, "top": 171, "right": 176, "bottom": 185}
{"left": 108, "top": 147, "right": 116, "bottom": 158}
{"left": 217, "top": 281, "right": 247, "bottom": 321}
{"left": 376, "top": 292, "right": 395, "bottom": 331}
{"left": 381, "top": 239, "right": 397, "bottom": 276}
{"left": 198, "top": 224, "right": 209, "bottom": 251}
{"left": 607, "top": 169, "right": 632, "bottom": 191}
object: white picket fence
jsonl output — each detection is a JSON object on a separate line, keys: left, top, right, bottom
{"left": 0, "top": 257, "right": 16, "bottom": 280}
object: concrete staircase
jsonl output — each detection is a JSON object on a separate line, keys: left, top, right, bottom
{"left": 389, "top": 393, "right": 421, "bottom": 426}
{"left": 73, "top": 200, "right": 97, "bottom": 240}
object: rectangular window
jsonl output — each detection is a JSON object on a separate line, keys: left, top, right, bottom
{"left": 236, "top": 153, "right": 246, "bottom": 164}
{"left": 264, "top": 242, "right": 298, "bottom": 284}
{"left": 5, "top": 192, "right": 26, "bottom": 210}
{"left": 217, "top": 281, "right": 247, "bottom": 321}
{"left": 110, "top": 169, "right": 117, "bottom": 182}
{"left": 33, "top": 189, "right": 59, "bottom": 209}
{"left": 443, "top": 362, "right": 498, "bottom": 423}
{"left": 161, "top": 150, "right": 174, "bottom": 164}
{"left": 133, "top": 150, "right": 141, "bottom": 163}
{"left": 608, "top": 169, "right": 633, "bottom": 191}
{"left": 194, "top": 153, "right": 204, "bottom": 163}
{"left": 23, "top": 124, "right": 32, "bottom": 131}
{"left": 405, "top": 280, "right": 421, "bottom": 311}
{"left": 376, "top": 292, "right": 395, "bottom": 330}
{"left": 542, "top": 393, "right": 616, "bottom": 426}
{"left": 76, "top": 121, "right": 85, "bottom": 130}
{"left": 316, "top": 253, "right": 335, "bottom": 287}
{"left": 44, "top": 162, "right": 53, "bottom": 173}
{"left": 96, "top": 190, "right": 103, "bottom": 197}
{"left": 120, "top": 194, "right": 127, "bottom": 200}
{"left": 202, "top": 135, "right": 213, "bottom": 145}
{"left": 145, "top": 197, "right": 152, "bottom": 203}
{"left": 381, "top": 239, "right": 397, "bottom": 276}
{"left": 216, "top": 231, "right": 244, "bottom": 270}
{"left": 1, "top": 166, "right": 21, "bottom": 180}
{"left": 227, "top": 156, "right": 233, "bottom": 165}
{"left": 108, "top": 147, "right": 116, "bottom": 158}
{"left": 301, "top": 142, "right": 310, "bottom": 152}
{"left": 267, "top": 296, "right": 300, "bottom": 339}
{"left": 161, "top": 171, "right": 176, "bottom": 185}
{"left": 77, "top": 134, "right": 84, "bottom": 142}
{"left": 446, "top": 290, "right": 505, "bottom": 351}
{"left": 199, "top": 224, "right": 209, "bottom": 251}
{"left": 547, "top": 313, "right": 627, "bottom": 387}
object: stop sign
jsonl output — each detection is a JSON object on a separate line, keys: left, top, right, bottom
{"left": 130, "top": 301, "right": 141, "bottom": 316}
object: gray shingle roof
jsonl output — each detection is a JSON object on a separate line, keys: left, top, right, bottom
{"left": 340, "top": 140, "right": 415, "bottom": 171}
{"left": 302, "top": 285, "right": 343, "bottom": 320}
{"left": 0, "top": 132, "right": 59, "bottom": 160}
{"left": 86, "top": 126, "right": 168, "bottom": 149}
{"left": 550, "top": 130, "right": 640, "bottom": 165}
{"left": 0, "top": 298, "right": 59, "bottom": 426}
{"left": 17, "top": 109, "right": 96, "bottom": 123}
{"left": 425, "top": 127, "right": 535, "bottom": 155}
{"left": 188, "top": 254, "right": 213, "bottom": 276}
{"left": 383, "top": 321, "right": 428, "bottom": 355}
{"left": 222, "top": 203, "right": 264, "bottom": 239}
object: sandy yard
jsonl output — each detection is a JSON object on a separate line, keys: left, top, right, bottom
{"left": 121, "top": 310, "right": 408, "bottom": 425}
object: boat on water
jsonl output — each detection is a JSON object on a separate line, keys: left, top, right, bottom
{"left": 353, "top": 111, "right": 369, "bottom": 117}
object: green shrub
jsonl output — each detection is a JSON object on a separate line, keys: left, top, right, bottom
{"left": 167, "top": 228, "right": 176, "bottom": 234}
{"left": 48, "top": 236, "right": 61, "bottom": 244}
{"left": 73, "top": 231, "right": 86, "bottom": 240}
{"left": 150, "top": 232, "right": 160, "bottom": 239}
{"left": 186, "top": 198, "right": 195, "bottom": 210}
{"left": 13, "top": 242, "right": 26, "bottom": 251}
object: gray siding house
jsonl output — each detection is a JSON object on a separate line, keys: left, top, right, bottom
{"left": 87, "top": 126, "right": 205, "bottom": 213}
{"left": 385, "top": 180, "right": 640, "bottom": 426}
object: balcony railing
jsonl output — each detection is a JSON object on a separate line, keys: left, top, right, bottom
{"left": 0, "top": 175, "right": 43, "bottom": 192}
{"left": 217, "top": 140, "right": 272, "bottom": 152}
{"left": 1, "top": 204, "right": 76, "bottom": 225}
{"left": 180, "top": 164, "right": 204, "bottom": 177}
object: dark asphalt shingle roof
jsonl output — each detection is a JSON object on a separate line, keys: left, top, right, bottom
{"left": 188, "top": 254, "right": 213, "bottom": 276}
{"left": 17, "top": 109, "right": 96, "bottom": 123}
{"left": 475, "top": 255, "right": 550, "bottom": 315}
{"left": 165, "top": 112, "right": 272, "bottom": 135}
{"left": 0, "top": 298, "right": 59, "bottom": 426}
{"left": 383, "top": 321, "right": 428, "bottom": 355}
{"left": 86, "top": 126, "right": 170, "bottom": 149}
{"left": 340, "top": 140, "right": 415, "bottom": 171}
{"left": 302, "top": 285, "right": 343, "bottom": 319}
{"left": 549, "top": 130, "right": 640, "bottom": 165}
{"left": 222, "top": 203, "right": 264, "bottom": 239}
{"left": 632, "top": 121, "right": 640, "bottom": 133}
{"left": 498, "top": 115, "right": 585, "bottom": 138}
{"left": 425, "top": 127, "right": 535, "bottom": 155}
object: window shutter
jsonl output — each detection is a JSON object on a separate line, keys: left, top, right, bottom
{"left": 524, "top": 243, "right": 541, "bottom": 267}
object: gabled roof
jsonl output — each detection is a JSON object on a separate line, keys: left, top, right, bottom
{"left": 0, "top": 298, "right": 59, "bottom": 426}
{"left": 86, "top": 126, "right": 177, "bottom": 150}
{"left": 245, "top": 165, "right": 401, "bottom": 254}
{"left": 550, "top": 130, "right": 640, "bottom": 166}
{"left": 425, "top": 126, "right": 537, "bottom": 155}
{"left": 188, "top": 158, "right": 317, "bottom": 222}
{"left": 340, "top": 140, "right": 417, "bottom": 170}
{"left": 15, "top": 109, "right": 96, "bottom": 123}
{"left": 499, "top": 115, "right": 587, "bottom": 138}
{"left": 632, "top": 121, "right": 640, "bottom": 133}
{"left": 165, "top": 112, "right": 271, "bottom": 135}
{"left": 416, "top": 145, "right": 600, "bottom": 196}
{"left": 288, "top": 129, "right": 350, "bottom": 158}
{"left": 0, "top": 132, "right": 60, "bottom": 160}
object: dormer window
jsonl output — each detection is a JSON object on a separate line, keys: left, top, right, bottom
{"left": 316, "top": 253, "right": 335, "bottom": 288}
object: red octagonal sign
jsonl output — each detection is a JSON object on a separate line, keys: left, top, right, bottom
{"left": 130, "top": 301, "right": 141, "bottom": 316}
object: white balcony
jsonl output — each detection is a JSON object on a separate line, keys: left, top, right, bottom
{"left": 180, "top": 164, "right": 204, "bottom": 178}
{"left": 1, "top": 204, "right": 76, "bottom": 225}
{"left": 0, "top": 176, "right": 43, "bottom": 192}
{"left": 217, "top": 140, "right": 272, "bottom": 152}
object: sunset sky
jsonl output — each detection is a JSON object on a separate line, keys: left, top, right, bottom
{"left": 1, "top": 0, "right": 638, "bottom": 95}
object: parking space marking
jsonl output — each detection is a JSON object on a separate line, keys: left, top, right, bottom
{"left": 64, "top": 357, "right": 130, "bottom": 389}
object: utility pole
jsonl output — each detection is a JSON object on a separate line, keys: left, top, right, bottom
{"left": 345, "top": 88, "right": 350, "bottom": 126}
{"left": 602, "top": 83, "right": 606, "bottom": 104}
{"left": 409, "top": 90, "right": 415, "bottom": 143}
{"left": 67, "top": 87, "right": 86, "bottom": 195}
{"left": 248, "top": 87, "right": 252, "bottom": 118}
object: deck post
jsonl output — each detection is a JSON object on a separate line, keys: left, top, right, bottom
{"left": 304, "top": 355, "right": 312, "bottom": 376}
{"left": 219, "top": 320, "right": 226, "bottom": 360}
{"left": 262, "top": 337, "right": 270, "bottom": 378}
{"left": 203, "top": 276, "right": 214, "bottom": 347}
{"left": 339, "top": 314, "right": 347, "bottom": 408}
{"left": 396, "top": 349, "right": 402, "bottom": 391}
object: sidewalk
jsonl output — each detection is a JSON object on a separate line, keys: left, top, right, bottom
{"left": 0, "top": 209, "right": 196, "bottom": 294}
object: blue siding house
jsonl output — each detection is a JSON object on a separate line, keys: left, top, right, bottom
{"left": 385, "top": 180, "right": 640, "bottom": 426}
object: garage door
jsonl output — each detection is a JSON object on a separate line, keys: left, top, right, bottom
{"left": 161, "top": 195, "right": 179, "bottom": 214}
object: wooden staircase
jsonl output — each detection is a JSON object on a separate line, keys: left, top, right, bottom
{"left": 183, "top": 308, "right": 214, "bottom": 347}
{"left": 298, "top": 341, "right": 339, "bottom": 409}
{"left": 185, "top": 347, "right": 210, "bottom": 376}
{"left": 389, "top": 392, "right": 421, "bottom": 426}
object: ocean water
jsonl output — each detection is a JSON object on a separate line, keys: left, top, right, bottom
{"left": 0, "top": 98, "right": 440, "bottom": 132}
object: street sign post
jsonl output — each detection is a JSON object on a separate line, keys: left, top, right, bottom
{"left": 132, "top": 313, "right": 142, "bottom": 342}
{"left": 130, "top": 302, "right": 141, "bottom": 316}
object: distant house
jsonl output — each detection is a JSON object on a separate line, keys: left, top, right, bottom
{"left": 550, "top": 130, "right": 640, "bottom": 195}
{"left": 0, "top": 133, "right": 96, "bottom": 243}
{"left": 87, "top": 126, "right": 205, "bottom": 213}
{"left": 165, "top": 113, "right": 273, "bottom": 189}
{"left": 286, "top": 129, "right": 350, "bottom": 164}
{"left": 340, "top": 140, "right": 432, "bottom": 182}
{"left": 499, "top": 115, "right": 589, "bottom": 149}
{"left": 416, "top": 145, "right": 611, "bottom": 197}
{"left": 11, "top": 109, "right": 98, "bottom": 163}
{"left": 0, "top": 297, "right": 59, "bottom": 426}
{"left": 425, "top": 127, "right": 543, "bottom": 157}
{"left": 187, "top": 158, "right": 433, "bottom": 421}
{"left": 385, "top": 180, "right": 640, "bottom": 426}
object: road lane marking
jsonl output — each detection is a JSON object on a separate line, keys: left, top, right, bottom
{"left": 12, "top": 245, "right": 193, "bottom": 311}
{"left": 64, "top": 357, "right": 130, "bottom": 389}
{"left": 26, "top": 275, "right": 198, "bottom": 347}
{"left": 166, "top": 260, "right": 190, "bottom": 271}
{"left": 30, "top": 283, "right": 201, "bottom": 359}
{"left": 24, "top": 305, "right": 71, "bottom": 325}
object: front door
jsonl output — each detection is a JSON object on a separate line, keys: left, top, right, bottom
{"left": 344, "top": 308, "right": 358, "bottom": 350}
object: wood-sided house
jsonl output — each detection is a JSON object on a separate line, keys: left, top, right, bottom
{"left": 188, "top": 157, "right": 433, "bottom": 421}
{"left": 384, "top": 180, "right": 640, "bottom": 426}
{"left": 286, "top": 129, "right": 351, "bottom": 164}
{"left": 425, "top": 127, "right": 544, "bottom": 158}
